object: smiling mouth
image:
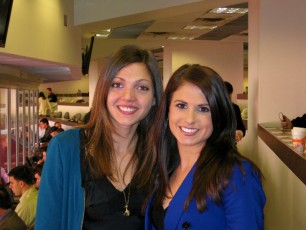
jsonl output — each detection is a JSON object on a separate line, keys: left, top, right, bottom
{"left": 180, "top": 126, "right": 199, "bottom": 134}
{"left": 118, "top": 105, "right": 138, "bottom": 113}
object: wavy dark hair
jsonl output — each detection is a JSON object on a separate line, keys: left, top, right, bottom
{"left": 83, "top": 45, "right": 163, "bottom": 190}
{"left": 150, "top": 64, "right": 263, "bottom": 211}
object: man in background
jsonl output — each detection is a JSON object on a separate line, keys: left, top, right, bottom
{"left": 8, "top": 165, "right": 38, "bottom": 227}
{"left": 224, "top": 81, "right": 246, "bottom": 142}
{"left": 46, "top": 87, "right": 57, "bottom": 103}
{"left": 0, "top": 184, "right": 27, "bottom": 229}
{"left": 39, "top": 118, "right": 52, "bottom": 144}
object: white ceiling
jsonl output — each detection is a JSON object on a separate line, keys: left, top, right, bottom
{"left": 0, "top": 1, "right": 248, "bottom": 83}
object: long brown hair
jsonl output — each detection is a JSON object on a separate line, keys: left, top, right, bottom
{"left": 150, "top": 64, "right": 263, "bottom": 211}
{"left": 83, "top": 45, "right": 163, "bottom": 190}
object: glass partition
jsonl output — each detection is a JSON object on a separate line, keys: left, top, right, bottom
{"left": 0, "top": 87, "right": 39, "bottom": 172}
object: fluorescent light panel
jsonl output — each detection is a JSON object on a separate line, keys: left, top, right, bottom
{"left": 183, "top": 25, "right": 217, "bottom": 30}
{"left": 95, "top": 29, "right": 111, "bottom": 38}
{"left": 209, "top": 7, "right": 248, "bottom": 14}
{"left": 167, "top": 36, "right": 195, "bottom": 40}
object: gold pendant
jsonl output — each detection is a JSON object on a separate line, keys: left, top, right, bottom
{"left": 124, "top": 206, "right": 130, "bottom": 216}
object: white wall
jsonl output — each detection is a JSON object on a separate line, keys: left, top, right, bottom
{"left": 163, "top": 41, "right": 244, "bottom": 104}
{"left": 238, "top": 1, "right": 306, "bottom": 229}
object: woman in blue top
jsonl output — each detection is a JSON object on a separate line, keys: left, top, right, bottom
{"left": 35, "top": 45, "right": 163, "bottom": 230}
{"left": 145, "top": 64, "right": 266, "bottom": 230}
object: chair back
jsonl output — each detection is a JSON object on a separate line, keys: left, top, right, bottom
{"left": 64, "top": 112, "right": 70, "bottom": 119}
{"left": 54, "top": 111, "right": 62, "bottom": 118}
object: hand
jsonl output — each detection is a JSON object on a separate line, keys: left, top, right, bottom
{"left": 235, "top": 130, "right": 244, "bottom": 142}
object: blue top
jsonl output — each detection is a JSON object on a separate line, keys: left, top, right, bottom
{"left": 145, "top": 161, "right": 266, "bottom": 230}
{"left": 35, "top": 128, "right": 84, "bottom": 230}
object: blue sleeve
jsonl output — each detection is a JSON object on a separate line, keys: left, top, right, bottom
{"left": 222, "top": 162, "right": 266, "bottom": 230}
{"left": 35, "top": 129, "right": 84, "bottom": 230}
{"left": 35, "top": 136, "right": 64, "bottom": 230}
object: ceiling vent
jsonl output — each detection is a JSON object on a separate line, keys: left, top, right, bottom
{"left": 109, "top": 21, "right": 153, "bottom": 39}
{"left": 194, "top": 17, "right": 225, "bottom": 23}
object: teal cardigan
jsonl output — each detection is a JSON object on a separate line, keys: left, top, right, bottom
{"left": 35, "top": 128, "right": 85, "bottom": 230}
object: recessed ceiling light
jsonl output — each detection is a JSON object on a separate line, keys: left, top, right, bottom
{"left": 183, "top": 25, "right": 217, "bottom": 30}
{"left": 95, "top": 29, "right": 111, "bottom": 38}
{"left": 167, "top": 36, "right": 195, "bottom": 40}
{"left": 209, "top": 7, "right": 248, "bottom": 14}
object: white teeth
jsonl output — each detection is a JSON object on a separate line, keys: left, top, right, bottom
{"left": 119, "top": 106, "right": 136, "bottom": 112}
{"left": 181, "top": 127, "right": 198, "bottom": 133}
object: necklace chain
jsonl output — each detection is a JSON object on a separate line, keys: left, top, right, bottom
{"left": 122, "top": 184, "right": 131, "bottom": 216}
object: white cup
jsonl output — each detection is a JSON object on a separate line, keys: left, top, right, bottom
{"left": 291, "top": 127, "right": 306, "bottom": 154}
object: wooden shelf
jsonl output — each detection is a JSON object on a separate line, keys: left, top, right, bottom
{"left": 237, "top": 93, "right": 248, "bottom": 100}
{"left": 258, "top": 123, "right": 306, "bottom": 185}
{"left": 58, "top": 102, "right": 89, "bottom": 107}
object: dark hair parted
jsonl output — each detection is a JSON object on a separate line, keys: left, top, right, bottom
{"left": 83, "top": 45, "right": 163, "bottom": 189}
{"left": 8, "top": 165, "right": 35, "bottom": 186}
{"left": 150, "top": 64, "right": 263, "bottom": 212}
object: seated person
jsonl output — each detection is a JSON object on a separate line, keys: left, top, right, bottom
{"left": 281, "top": 113, "right": 306, "bottom": 129}
{"left": 0, "top": 185, "right": 27, "bottom": 229}
{"left": 54, "top": 121, "right": 63, "bottom": 129}
{"left": 39, "top": 118, "right": 52, "bottom": 143}
{"left": 34, "top": 164, "right": 44, "bottom": 190}
{"left": 8, "top": 165, "right": 38, "bottom": 227}
{"left": 50, "top": 126, "right": 64, "bottom": 137}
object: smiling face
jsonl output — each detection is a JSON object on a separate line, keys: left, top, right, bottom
{"left": 106, "top": 63, "right": 154, "bottom": 130}
{"left": 169, "top": 82, "right": 213, "bottom": 154}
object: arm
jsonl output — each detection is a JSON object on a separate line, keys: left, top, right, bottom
{"left": 232, "top": 103, "right": 246, "bottom": 141}
{"left": 35, "top": 137, "right": 64, "bottom": 229}
{"left": 223, "top": 162, "right": 266, "bottom": 230}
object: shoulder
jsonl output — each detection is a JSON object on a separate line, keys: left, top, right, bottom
{"left": 46, "top": 128, "right": 82, "bottom": 162}
{"left": 49, "top": 128, "right": 81, "bottom": 145}
{"left": 226, "top": 160, "right": 264, "bottom": 198}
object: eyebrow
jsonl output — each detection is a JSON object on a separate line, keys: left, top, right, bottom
{"left": 173, "top": 99, "right": 209, "bottom": 106}
{"left": 113, "top": 77, "right": 152, "bottom": 83}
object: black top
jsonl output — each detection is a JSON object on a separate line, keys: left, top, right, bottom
{"left": 48, "top": 93, "right": 57, "bottom": 102}
{"left": 232, "top": 103, "right": 246, "bottom": 136}
{"left": 151, "top": 204, "right": 167, "bottom": 230}
{"left": 82, "top": 176, "right": 146, "bottom": 230}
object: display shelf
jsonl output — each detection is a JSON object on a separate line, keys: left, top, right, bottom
{"left": 258, "top": 123, "right": 306, "bottom": 186}
{"left": 237, "top": 93, "right": 248, "bottom": 100}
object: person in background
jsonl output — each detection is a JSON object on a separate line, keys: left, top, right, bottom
{"left": 36, "top": 45, "right": 163, "bottom": 229}
{"left": 37, "top": 147, "right": 47, "bottom": 165}
{"left": 38, "top": 92, "right": 50, "bottom": 116}
{"left": 280, "top": 113, "right": 306, "bottom": 129}
{"left": 39, "top": 118, "right": 52, "bottom": 144}
{"left": 54, "top": 121, "right": 63, "bottom": 129}
{"left": 1, "top": 167, "right": 9, "bottom": 185}
{"left": 48, "top": 126, "right": 63, "bottom": 138}
{"left": 0, "top": 185, "right": 27, "bottom": 230}
{"left": 224, "top": 81, "right": 246, "bottom": 142}
{"left": 46, "top": 88, "right": 57, "bottom": 103}
{"left": 33, "top": 164, "right": 44, "bottom": 190}
{"left": 8, "top": 165, "right": 38, "bottom": 227}
{"left": 145, "top": 64, "right": 266, "bottom": 230}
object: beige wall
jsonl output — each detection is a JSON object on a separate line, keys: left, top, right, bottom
{"left": 163, "top": 41, "right": 244, "bottom": 104}
{"left": 238, "top": 1, "right": 306, "bottom": 229}
{"left": 2, "top": 0, "right": 81, "bottom": 68}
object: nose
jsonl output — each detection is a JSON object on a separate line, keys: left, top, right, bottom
{"left": 122, "top": 87, "right": 135, "bottom": 100}
{"left": 184, "top": 109, "right": 196, "bottom": 124}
